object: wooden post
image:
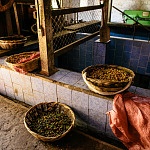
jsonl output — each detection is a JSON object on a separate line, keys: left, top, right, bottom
{"left": 35, "top": 0, "right": 57, "bottom": 76}
{"left": 13, "top": 2, "right": 21, "bottom": 35}
{"left": 5, "top": 10, "right": 13, "bottom": 35}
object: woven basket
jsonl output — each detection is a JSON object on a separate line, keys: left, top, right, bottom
{"left": 24, "top": 102, "right": 75, "bottom": 142}
{"left": 0, "top": 35, "right": 27, "bottom": 50}
{"left": 5, "top": 51, "right": 40, "bottom": 72}
{"left": 82, "top": 64, "right": 135, "bottom": 95}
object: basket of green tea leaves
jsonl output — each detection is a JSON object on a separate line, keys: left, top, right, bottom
{"left": 24, "top": 102, "right": 75, "bottom": 142}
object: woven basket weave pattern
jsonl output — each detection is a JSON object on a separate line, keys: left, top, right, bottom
{"left": 82, "top": 65, "right": 135, "bottom": 95}
{"left": 5, "top": 51, "right": 40, "bottom": 72}
{"left": 24, "top": 102, "right": 75, "bottom": 142}
{"left": 0, "top": 35, "right": 27, "bottom": 50}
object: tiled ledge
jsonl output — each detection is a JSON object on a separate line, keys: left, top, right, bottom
{"left": 0, "top": 58, "right": 150, "bottom": 141}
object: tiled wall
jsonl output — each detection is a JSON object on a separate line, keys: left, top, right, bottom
{"left": 0, "top": 65, "right": 150, "bottom": 140}
{"left": 57, "top": 33, "right": 106, "bottom": 72}
{"left": 0, "top": 65, "right": 116, "bottom": 140}
{"left": 106, "top": 37, "right": 150, "bottom": 76}
{"left": 57, "top": 33, "right": 150, "bottom": 77}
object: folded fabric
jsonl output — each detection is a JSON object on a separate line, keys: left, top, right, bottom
{"left": 107, "top": 92, "right": 150, "bottom": 150}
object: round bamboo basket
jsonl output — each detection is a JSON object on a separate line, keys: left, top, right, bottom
{"left": 24, "top": 102, "right": 75, "bottom": 142}
{"left": 82, "top": 64, "right": 135, "bottom": 96}
{"left": 0, "top": 35, "right": 27, "bottom": 50}
{"left": 5, "top": 51, "right": 40, "bottom": 72}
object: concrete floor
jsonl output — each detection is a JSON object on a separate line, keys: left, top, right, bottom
{"left": 0, "top": 94, "right": 125, "bottom": 150}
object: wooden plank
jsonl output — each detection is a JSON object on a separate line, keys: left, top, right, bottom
{"left": 15, "top": 0, "right": 35, "bottom": 4}
{"left": 52, "top": 5, "right": 104, "bottom": 16}
{"left": 13, "top": 2, "right": 21, "bottom": 35}
{"left": 5, "top": 10, "right": 13, "bottom": 35}
{"left": 64, "top": 20, "right": 100, "bottom": 30}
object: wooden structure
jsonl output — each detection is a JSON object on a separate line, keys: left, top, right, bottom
{"left": 35, "top": 0, "right": 109, "bottom": 76}
{"left": 0, "top": 0, "right": 110, "bottom": 76}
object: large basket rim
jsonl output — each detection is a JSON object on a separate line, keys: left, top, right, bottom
{"left": 82, "top": 64, "right": 135, "bottom": 95}
{"left": 24, "top": 102, "right": 75, "bottom": 142}
{"left": 82, "top": 64, "right": 135, "bottom": 79}
{"left": 5, "top": 51, "right": 40, "bottom": 65}
{"left": 0, "top": 35, "right": 27, "bottom": 43}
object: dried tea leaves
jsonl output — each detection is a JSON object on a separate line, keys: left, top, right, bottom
{"left": 28, "top": 110, "right": 72, "bottom": 137}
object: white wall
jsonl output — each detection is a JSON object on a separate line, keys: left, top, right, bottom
{"left": 111, "top": 0, "right": 150, "bottom": 23}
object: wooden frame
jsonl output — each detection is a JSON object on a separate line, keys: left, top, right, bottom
{"left": 36, "top": 0, "right": 106, "bottom": 76}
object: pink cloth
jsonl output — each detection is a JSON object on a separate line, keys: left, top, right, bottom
{"left": 107, "top": 92, "right": 150, "bottom": 150}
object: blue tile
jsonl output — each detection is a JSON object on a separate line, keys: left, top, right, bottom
{"left": 115, "top": 48, "right": 123, "bottom": 57}
{"left": 124, "top": 40, "right": 133, "bottom": 46}
{"left": 114, "top": 56, "right": 123, "bottom": 66}
{"left": 79, "top": 57, "right": 86, "bottom": 66}
{"left": 123, "top": 51, "right": 131, "bottom": 60}
{"left": 137, "top": 67, "right": 146, "bottom": 74}
{"left": 94, "top": 57, "right": 103, "bottom": 65}
{"left": 87, "top": 43, "right": 93, "bottom": 52}
{"left": 141, "top": 43, "right": 150, "bottom": 56}
{"left": 146, "top": 62, "right": 150, "bottom": 74}
{"left": 122, "top": 62, "right": 130, "bottom": 68}
{"left": 116, "top": 39, "right": 124, "bottom": 45}
{"left": 86, "top": 61, "right": 92, "bottom": 66}
{"left": 138, "top": 56, "right": 148, "bottom": 67}
{"left": 131, "top": 46, "right": 141, "bottom": 59}
{"left": 86, "top": 53, "right": 93, "bottom": 61}
{"left": 133, "top": 41, "right": 142, "bottom": 47}
{"left": 109, "top": 38, "right": 116, "bottom": 49}
{"left": 105, "top": 50, "right": 115, "bottom": 64}
{"left": 129, "top": 59, "right": 138, "bottom": 72}
{"left": 124, "top": 44, "right": 132, "bottom": 52}
{"left": 146, "top": 66, "right": 150, "bottom": 74}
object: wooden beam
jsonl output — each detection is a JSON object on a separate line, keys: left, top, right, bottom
{"left": 5, "top": 10, "right": 13, "bottom": 35}
{"left": 13, "top": 2, "right": 21, "bottom": 35}
{"left": 52, "top": 5, "right": 104, "bottom": 16}
{"left": 36, "top": 0, "right": 57, "bottom": 76}
{"left": 14, "top": 0, "right": 35, "bottom": 4}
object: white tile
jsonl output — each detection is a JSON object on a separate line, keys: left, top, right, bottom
{"left": 89, "top": 95, "right": 108, "bottom": 114}
{"left": 5, "top": 86, "right": 15, "bottom": 99}
{"left": 72, "top": 90, "right": 88, "bottom": 110}
{"left": 31, "top": 76, "right": 44, "bottom": 93}
{"left": 135, "top": 87, "right": 150, "bottom": 97}
{"left": 33, "top": 90, "right": 45, "bottom": 105}
{"left": 43, "top": 80, "right": 57, "bottom": 102}
{"left": 107, "top": 100, "right": 113, "bottom": 112}
{"left": 0, "top": 79, "right": 6, "bottom": 95}
{"left": 10, "top": 70, "right": 23, "bottom": 85}
{"left": 49, "top": 68, "right": 70, "bottom": 81}
{"left": 24, "top": 92, "right": 34, "bottom": 106}
{"left": 0, "top": 56, "right": 7, "bottom": 65}
{"left": 128, "top": 86, "right": 136, "bottom": 93}
{"left": 105, "top": 115, "right": 117, "bottom": 139}
{"left": 1, "top": 68, "right": 12, "bottom": 87}
{"left": 0, "top": 68, "right": 3, "bottom": 79}
{"left": 21, "top": 74, "right": 33, "bottom": 93}
{"left": 88, "top": 111, "right": 106, "bottom": 132}
{"left": 13, "top": 83, "right": 24, "bottom": 102}
{"left": 59, "top": 72, "right": 81, "bottom": 85}
{"left": 73, "top": 78, "right": 89, "bottom": 90}
{"left": 72, "top": 91, "right": 89, "bottom": 122}
{"left": 57, "top": 85, "right": 72, "bottom": 106}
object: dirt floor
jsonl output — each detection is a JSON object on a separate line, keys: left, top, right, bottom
{"left": 0, "top": 94, "right": 126, "bottom": 150}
